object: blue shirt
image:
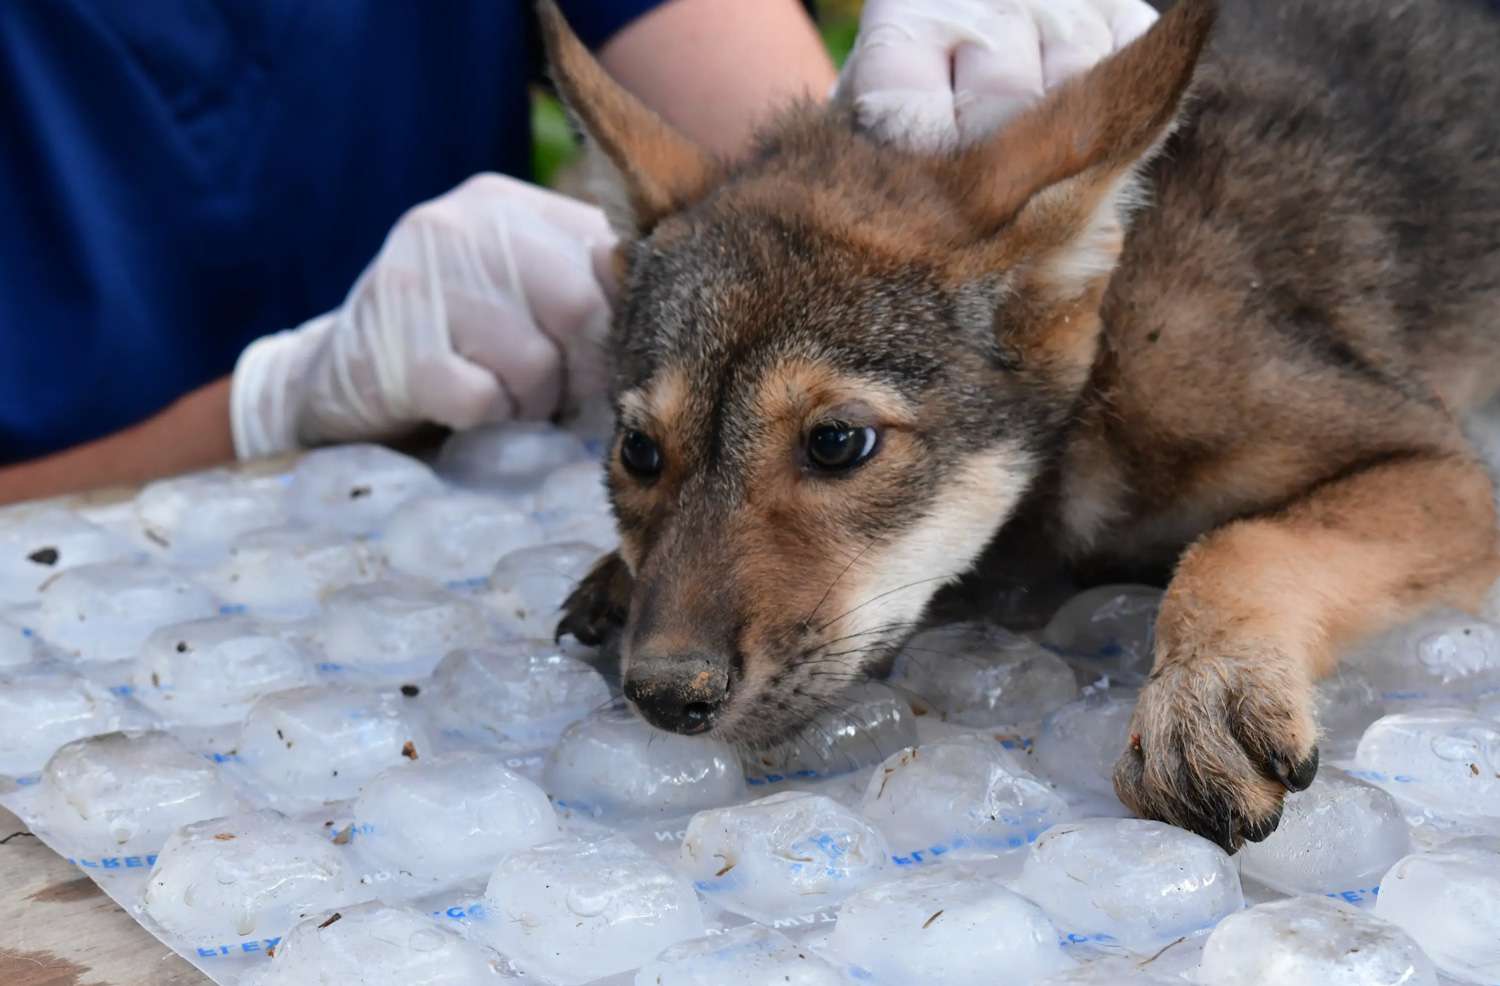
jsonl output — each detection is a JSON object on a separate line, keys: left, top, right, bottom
{"left": 0, "top": 1, "right": 664, "bottom": 463}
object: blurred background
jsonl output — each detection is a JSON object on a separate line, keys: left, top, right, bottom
{"left": 533, "top": 0, "right": 863, "bottom": 187}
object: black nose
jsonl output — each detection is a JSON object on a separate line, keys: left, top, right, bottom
{"left": 623, "top": 654, "right": 731, "bottom": 735}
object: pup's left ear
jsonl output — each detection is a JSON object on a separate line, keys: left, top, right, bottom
{"left": 537, "top": 1, "right": 719, "bottom": 239}
{"left": 947, "top": 0, "right": 1215, "bottom": 376}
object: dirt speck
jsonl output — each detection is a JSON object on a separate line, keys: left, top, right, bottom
{"left": 922, "top": 909, "right": 944, "bottom": 929}
{"left": 27, "top": 546, "right": 59, "bottom": 566}
{"left": 213, "top": 833, "right": 235, "bottom": 842}
{"left": 317, "top": 911, "right": 342, "bottom": 929}
{"left": 400, "top": 684, "right": 420, "bottom": 697}
{"left": 401, "top": 740, "right": 418, "bottom": 760}
{"left": 349, "top": 486, "right": 372, "bottom": 500}
{"left": 332, "top": 824, "right": 354, "bottom": 845}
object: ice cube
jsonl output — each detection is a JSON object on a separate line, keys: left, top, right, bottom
{"left": 1376, "top": 843, "right": 1500, "bottom": 984}
{"left": 681, "top": 791, "right": 890, "bottom": 921}
{"left": 132, "top": 616, "right": 316, "bottom": 726}
{"left": 482, "top": 542, "right": 603, "bottom": 639}
{"left": 889, "top": 622, "right": 1079, "bottom": 727}
{"left": 238, "top": 687, "right": 433, "bottom": 805}
{"left": 543, "top": 703, "right": 745, "bottom": 819}
{"left": 1035, "top": 960, "right": 1185, "bottom": 985}
{"left": 531, "top": 461, "right": 618, "bottom": 547}
{"left": 143, "top": 809, "right": 361, "bottom": 947}
{"left": 859, "top": 734, "right": 1069, "bottom": 861}
{"left": 1198, "top": 896, "right": 1436, "bottom": 986}
{"left": 1033, "top": 687, "right": 1137, "bottom": 798}
{"left": 828, "top": 868, "right": 1072, "bottom": 985}
{"left": 1040, "top": 584, "right": 1162, "bottom": 683}
{"left": 1349, "top": 610, "right": 1500, "bottom": 704}
{"left": 1237, "top": 766, "right": 1411, "bottom": 896}
{"left": 429, "top": 642, "right": 612, "bottom": 747}
{"left": 316, "top": 578, "right": 492, "bottom": 678}
{"left": 0, "top": 612, "right": 43, "bottom": 667}
{"left": 250, "top": 902, "right": 515, "bottom": 986}
{"left": 287, "top": 444, "right": 443, "bottom": 536}
{"left": 1352, "top": 709, "right": 1500, "bottom": 817}
{"left": 437, "top": 421, "right": 589, "bottom": 493}
{"left": 381, "top": 492, "right": 545, "bottom": 586}
{"left": 352, "top": 753, "right": 560, "bottom": 887}
{"left": 206, "top": 526, "right": 385, "bottom": 620}
{"left": 479, "top": 835, "right": 705, "bottom": 985}
{"left": 1014, "top": 817, "right": 1243, "bottom": 952}
{"left": 0, "top": 507, "right": 135, "bottom": 605}
{"left": 134, "top": 471, "right": 287, "bottom": 564}
{"left": 634, "top": 925, "right": 844, "bottom": 986}
{"left": 1315, "top": 667, "right": 1386, "bottom": 760}
{"left": 40, "top": 731, "right": 241, "bottom": 855}
{"left": 36, "top": 561, "right": 219, "bottom": 662}
{"left": 0, "top": 671, "right": 140, "bottom": 775}
{"left": 748, "top": 682, "right": 919, "bottom": 783}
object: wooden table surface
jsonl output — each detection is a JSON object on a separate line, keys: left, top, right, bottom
{"left": 0, "top": 803, "right": 211, "bottom": 985}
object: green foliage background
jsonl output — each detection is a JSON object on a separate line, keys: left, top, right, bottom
{"left": 531, "top": 2, "right": 864, "bottom": 187}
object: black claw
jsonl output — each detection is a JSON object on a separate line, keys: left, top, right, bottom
{"left": 1272, "top": 746, "right": 1320, "bottom": 792}
{"left": 554, "top": 610, "right": 598, "bottom": 646}
{"left": 1241, "top": 802, "right": 1284, "bottom": 843}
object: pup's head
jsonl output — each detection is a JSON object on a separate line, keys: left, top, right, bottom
{"left": 540, "top": 0, "right": 1213, "bottom": 744}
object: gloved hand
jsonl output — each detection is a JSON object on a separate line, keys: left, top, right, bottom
{"left": 231, "top": 174, "right": 616, "bottom": 460}
{"left": 837, "top": 0, "right": 1160, "bottom": 149}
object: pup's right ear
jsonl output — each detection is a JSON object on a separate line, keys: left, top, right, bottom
{"left": 537, "top": 1, "right": 719, "bottom": 238}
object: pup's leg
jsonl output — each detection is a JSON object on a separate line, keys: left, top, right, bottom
{"left": 1114, "top": 451, "right": 1500, "bottom": 852}
{"left": 556, "top": 551, "right": 633, "bottom": 646}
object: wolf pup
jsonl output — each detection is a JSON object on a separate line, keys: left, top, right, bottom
{"left": 543, "top": 0, "right": 1500, "bottom": 851}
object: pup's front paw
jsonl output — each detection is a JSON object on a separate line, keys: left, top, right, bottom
{"left": 1112, "top": 646, "right": 1319, "bottom": 853}
{"left": 555, "top": 551, "right": 633, "bottom": 647}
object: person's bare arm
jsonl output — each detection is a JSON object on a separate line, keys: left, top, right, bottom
{"left": 0, "top": 377, "right": 234, "bottom": 505}
{"left": 600, "top": 0, "right": 837, "bottom": 157}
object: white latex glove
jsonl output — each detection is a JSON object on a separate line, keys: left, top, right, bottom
{"left": 837, "top": 0, "right": 1160, "bottom": 149}
{"left": 231, "top": 174, "right": 617, "bottom": 459}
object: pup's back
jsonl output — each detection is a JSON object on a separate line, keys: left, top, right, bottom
{"left": 1144, "top": 0, "right": 1500, "bottom": 387}
{"left": 1070, "top": 0, "right": 1500, "bottom": 568}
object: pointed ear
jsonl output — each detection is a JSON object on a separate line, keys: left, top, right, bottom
{"left": 951, "top": 0, "right": 1216, "bottom": 302}
{"left": 537, "top": 1, "right": 720, "bottom": 238}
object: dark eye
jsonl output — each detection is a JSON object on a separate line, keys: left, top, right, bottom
{"left": 620, "top": 430, "right": 663, "bottom": 478}
{"left": 806, "top": 423, "right": 880, "bottom": 473}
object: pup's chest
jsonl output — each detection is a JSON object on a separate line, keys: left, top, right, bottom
{"left": 1052, "top": 444, "right": 1208, "bottom": 574}
{"left": 1049, "top": 410, "right": 1270, "bottom": 574}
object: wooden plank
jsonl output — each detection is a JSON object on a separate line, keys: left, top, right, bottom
{"left": 0, "top": 806, "right": 208, "bottom": 986}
